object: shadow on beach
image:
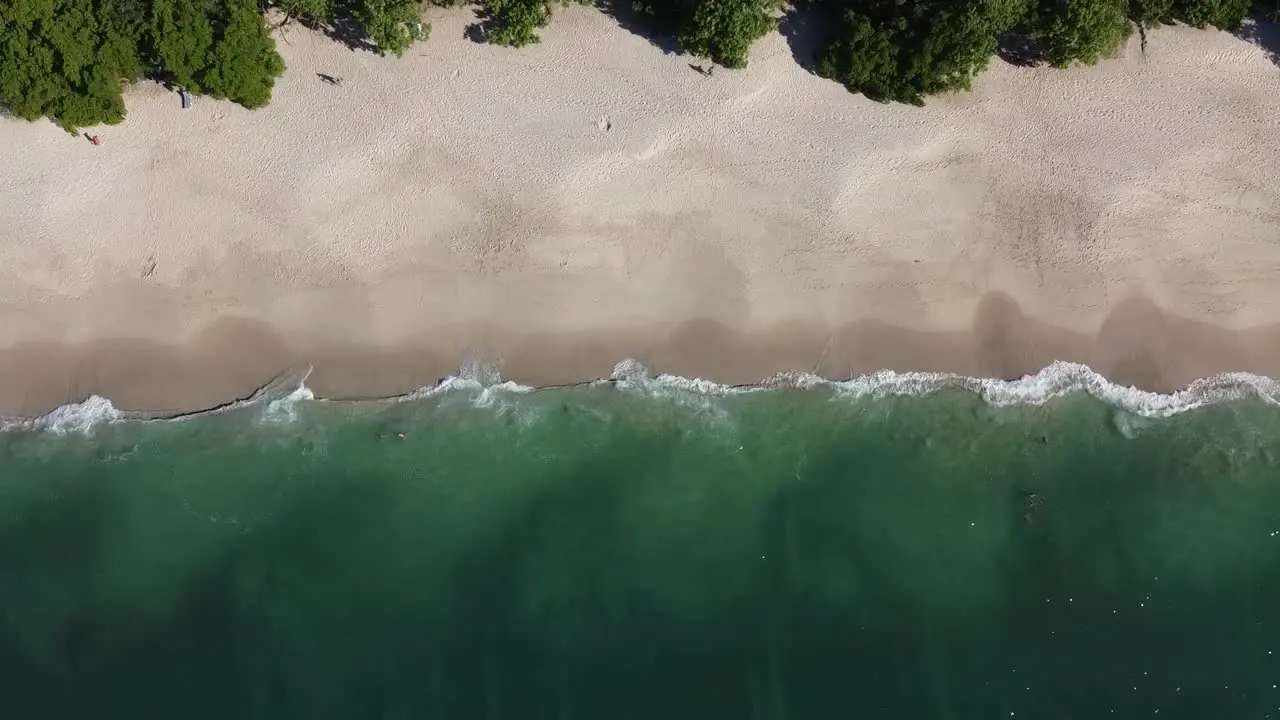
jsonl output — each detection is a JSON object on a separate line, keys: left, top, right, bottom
{"left": 996, "top": 31, "right": 1046, "bottom": 67}
{"left": 595, "top": 0, "right": 682, "bottom": 55}
{"left": 1238, "top": 14, "right": 1280, "bottom": 67}
{"left": 290, "top": 11, "right": 379, "bottom": 54}
{"left": 778, "top": 1, "right": 828, "bottom": 75}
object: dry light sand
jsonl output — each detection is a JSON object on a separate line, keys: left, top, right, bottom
{"left": 1, "top": 8, "right": 1279, "bottom": 415}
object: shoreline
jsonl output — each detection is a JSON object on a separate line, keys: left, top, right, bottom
{"left": 2, "top": 10, "right": 1279, "bottom": 418}
{"left": 7, "top": 291, "right": 1280, "bottom": 418}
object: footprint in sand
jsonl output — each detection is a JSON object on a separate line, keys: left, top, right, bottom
{"left": 596, "top": 116, "right": 612, "bottom": 132}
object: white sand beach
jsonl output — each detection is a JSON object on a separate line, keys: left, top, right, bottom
{"left": 1, "top": 8, "right": 1279, "bottom": 414}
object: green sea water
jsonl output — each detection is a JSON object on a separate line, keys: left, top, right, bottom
{"left": 2, "top": 370, "right": 1280, "bottom": 719}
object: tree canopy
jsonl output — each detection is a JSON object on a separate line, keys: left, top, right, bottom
{"left": 0, "top": 0, "right": 142, "bottom": 130}
{"left": 1030, "top": 0, "right": 1132, "bottom": 67}
{"left": 476, "top": 0, "right": 551, "bottom": 46}
{"left": 201, "top": 0, "right": 287, "bottom": 107}
{"left": 2, "top": 0, "right": 1274, "bottom": 130}
{"left": 1177, "top": 0, "right": 1253, "bottom": 29}
{"left": 676, "top": 0, "right": 778, "bottom": 68}
{"left": 354, "top": 0, "right": 427, "bottom": 55}
{"left": 1, "top": 0, "right": 285, "bottom": 131}
{"left": 631, "top": 0, "right": 778, "bottom": 67}
{"left": 271, "top": 0, "right": 427, "bottom": 55}
{"left": 818, "top": 0, "right": 1026, "bottom": 104}
{"left": 1130, "top": 0, "right": 1253, "bottom": 28}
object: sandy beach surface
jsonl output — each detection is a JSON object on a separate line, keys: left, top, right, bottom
{"left": 1, "top": 8, "right": 1278, "bottom": 416}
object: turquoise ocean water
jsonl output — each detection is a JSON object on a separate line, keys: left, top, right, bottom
{"left": 2, "top": 362, "right": 1279, "bottom": 719}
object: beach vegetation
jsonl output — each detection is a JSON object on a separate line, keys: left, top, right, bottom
{"left": 268, "top": 0, "right": 427, "bottom": 55}
{"left": 1127, "top": 0, "right": 1176, "bottom": 24}
{"left": 152, "top": 0, "right": 285, "bottom": 105}
{"left": 817, "top": 0, "right": 1026, "bottom": 104}
{"left": 0, "top": 0, "right": 284, "bottom": 131}
{"left": 630, "top": 0, "right": 778, "bottom": 67}
{"left": 271, "top": 0, "right": 337, "bottom": 25}
{"left": 1175, "top": 0, "right": 1252, "bottom": 29}
{"left": 1127, "top": 0, "right": 1252, "bottom": 27}
{"left": 151, "top": 0, "right": 217, "bottom": 92}
{"left": 1030, "top": 0, "right": 1132, "bottom": 66}
{"left": 476, "top": 0, "right": 551, "bottom": 46}
{"left": 677, "top": 0, "right": 779, "bottom": 68}
{"left": 200, "top": 0, "right": 287, "bottom": 107}
{"left": 0, "top": 0, "right": 142, "bottom": 131}
{"left": 354, "top": 0, "right": 427, "bottom": 55}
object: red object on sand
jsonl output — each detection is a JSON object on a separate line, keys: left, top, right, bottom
{"left": 89, "top": 135, "right": 101, "bottom": 146}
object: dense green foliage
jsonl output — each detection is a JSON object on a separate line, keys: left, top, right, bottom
{"left": 354, "top": 0, "right": 426, "bottom": 55}
{"left": 0, "top": 0, "right": 282, "bottom": 131}
{"left": 152, "top": 0, "right": 215, "bottom": 91}
{"left": 1129, "top": 0, "right": 1176, "bottom": 24}
{"left": 632, "top": 0, "right": 777, "bottom": 67}
{"left": 202, "top": 0, "right": 287, "bottom": 106}
{"left": 1031, "top": 0, "right": 1132, "bottom": 67}
{"left": 0, "top": 0, "right": 141, "bottom": 129}
{"left": 818, "top": 0, "right": 1026, "bottom": 104}
{"left": 1130, "top": 0, "right": 1252, "bottom": 27}
{"left": 272, "top": 0, "right": 427, "bottom": 55}
{"left": 676, "top": 0, "right": 777, "bottom": 67}
{"left": 815, "top": 0, "right": 1272, "bottom": 102}
{"left": 477, "top": 0, "right": 550, "bottom": 46}
{"left": 2, "top": 0, "right": 1274, "bottom": 130}
{"left": 1177, "top": 0, "right": 1252, "bottom": 29}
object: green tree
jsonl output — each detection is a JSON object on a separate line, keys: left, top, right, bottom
{"left": 1128, "top": 0, "right": 1176, "bottom": 24}
{"left": 479, "top": 0, "right": 549, "bottom": 46}
{"left": 819, "top": 0, "right": 1026, "bottom": 104}
{"left": 1128, "top": 0, "right": 1252, "bottom": 27}
{"left": 199, "top": 0, "right": 285, "bottom": 108}
{"left": 273, "top": 0, "right": 335, "bottom": 24}
{"left": 0, "top": 0, "right": 142, "bottom": 131}
{"left": 1176, "top": 0, "right": 1251, "bottom": 29}
{"left": 677, "top": 0, "right": 777, "bottom": 68}
{"left": 151, "top": 0, "right": 215, "bottom": 90}
{"left": 1032, "top": 0, "right": 1132, "bottom": 67}
{"left": 355, "top": 0, "right": 426, "bottom": 56}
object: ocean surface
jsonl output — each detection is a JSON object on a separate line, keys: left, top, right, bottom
{"left": 2, "top": 361, "right": 1279, "bottom": 719}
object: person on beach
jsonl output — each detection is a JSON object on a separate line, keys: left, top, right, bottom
{"left": 88, "top": 135, "right": 101, "bottom": 146}
{"left": 318, "top": 73, "right": 343, "bottom": 87}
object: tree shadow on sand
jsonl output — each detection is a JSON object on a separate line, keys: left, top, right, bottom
{"left": 996, "top": 30, "right": 1046, "bottom": 67}
{"left": 778, "top": 0, "right": 828, "bottom": 75}
{"left": 282, "top": 10, "right": 380, "bottom": 54}
{"left": 595, "top": 0, "right": 683, "bottom": 55}
{"left": 1237, "top": 13, "right": 1280, "bottom": 68}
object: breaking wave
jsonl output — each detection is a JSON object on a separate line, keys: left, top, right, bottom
{"left": 5, "top": 359, "right": 1279, "bottom": 435}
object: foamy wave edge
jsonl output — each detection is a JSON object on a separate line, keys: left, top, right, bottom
{"left": 5, "top": 360, "right": 1278, "bottom": 435}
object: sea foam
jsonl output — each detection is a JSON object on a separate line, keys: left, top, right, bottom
{"left": 606, "top": 360, "right": 1280, "bottom": 419}
{"left": 5, "top": 360, "right": 1280, "bottom": 435}
{"left": 1, "top": 395, "right": 126, "bottom": 435}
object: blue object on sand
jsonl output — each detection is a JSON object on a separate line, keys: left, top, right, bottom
{"left": 180, "top": 89, "right": 192, "bottom": 109}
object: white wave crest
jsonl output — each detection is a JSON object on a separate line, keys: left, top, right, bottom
{"left": 606, "top": 360, "right": 1280, "bottom": 418}
{"left": 5, "top": 359, "right": 1279, "bottom": 435}
{"left": 0, "top": 395, "right": 125, "bottom": 435}
{"left": 609, "top": 359, "right": 734, "bottom": 395}
{"left": 258, "top": 382, "right": 316, "bottom": 425}
{"left": 828, "top": 362, "right": 1280, "bottom": 417}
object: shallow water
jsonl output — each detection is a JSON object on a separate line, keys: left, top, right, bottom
{"left": 2, "top": 366, "right": 1280, "bottom": 718}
